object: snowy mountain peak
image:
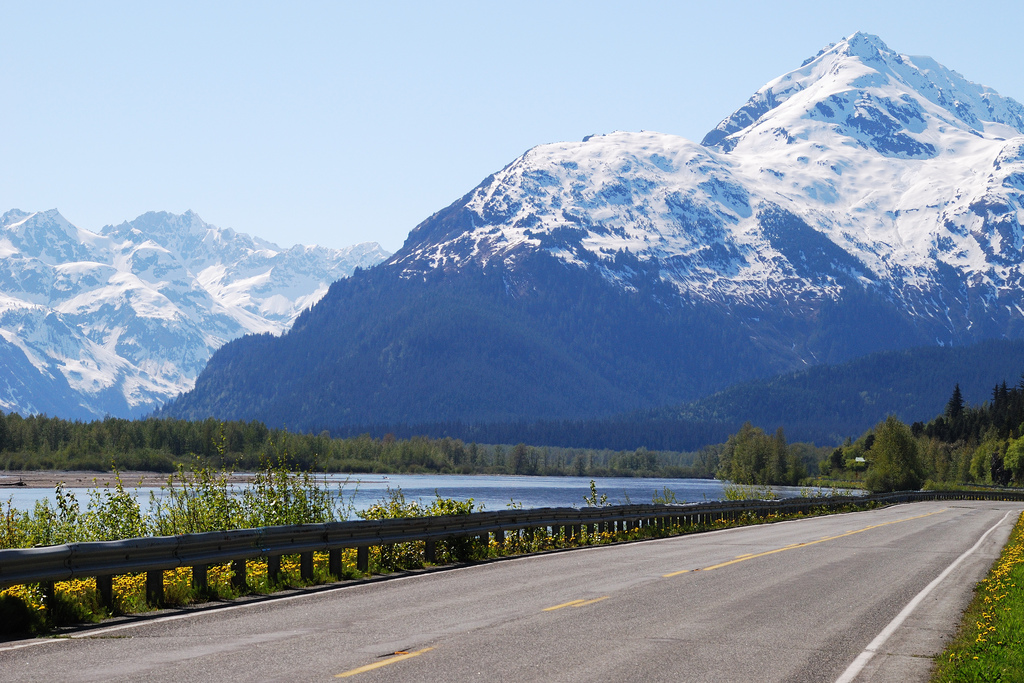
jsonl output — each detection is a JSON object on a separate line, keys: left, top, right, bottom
{"left": 838, "top": 31, "right": 890, "bottom": 60}
{"left": 0, "top": 209, "right": 98, "bottom": 265}
{"left": 0, "top": 209, "right": 32, "bottom": 228}
{"left": 0, "top": 209, "right": 390, "bottom": 419}
{"left": 384, "top": 32, "right": 1024, "bottom": 355}
{"left": 703, "top": 31, "right": 1024, "bottom": 155}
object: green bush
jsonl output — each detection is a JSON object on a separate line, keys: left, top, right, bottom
{"left": 865, "top": 416, "right": 923, "bottom": 492}
{"left": 0, "top": 594, "right": 42, "bottom": 637}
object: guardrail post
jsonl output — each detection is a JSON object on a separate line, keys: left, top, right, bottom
{"left": 494, "top": 530, "right": 505, "bottom": 549}
{"left": 42, "top": 581, "right": 55, "bottom": 614}
{"left": 268, "top": 555, "right": 281, "bottom": 583}
{"left": 356, "top": 546, "right": 369, "bottom": 572}
{"left": 96, "top": 574, "right": 114, "bottom": 610}
{"left": 424, "top": 540, "right": 436, "bottom": 564}
{"left": 329, "top": 549, "right": 343, "bottom": 578}
{"left": 232, "top": 559, "right": 247, "bottom": 590}
{"left": 300, "top": 552, "right": 314, "bottom": 581}
{"left": 192, "top": 564, "right": 208, "bottom": 593}
{"left": 146, "top": 570, "right": 163, "bottom": 606}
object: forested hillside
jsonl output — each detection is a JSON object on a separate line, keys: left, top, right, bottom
{"left": 163, "top": 255, "right": 801, "bottom": 428}
{"left": 325, "top": 338, "right": 1024, "bottom": 452}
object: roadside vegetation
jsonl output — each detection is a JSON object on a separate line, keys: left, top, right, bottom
{"left": 932, "top": 511, "right": 1024, "bottom": 681}
{"left": 0, "top": 471, "right": 876, "bottom": 638}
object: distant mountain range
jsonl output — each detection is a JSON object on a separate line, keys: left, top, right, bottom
{"left": 0, "top": 209, "right": 389, "bottom": 419}
{"left": 163, "top": 32, "right": 1024, "bottom": 436}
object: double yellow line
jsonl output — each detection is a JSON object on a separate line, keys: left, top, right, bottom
{"left": 662, "top": 508, "right": 947, "bottom": 578}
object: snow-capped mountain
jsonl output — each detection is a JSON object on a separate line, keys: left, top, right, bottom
{"left": 165, "top": 32, "right": 1024, "bottom": 430}
{"left": 0, "top": 209, "right": 389, "bottom": 419}
{"left": 394, "top": 32, "right": 1024, "bottom": 344}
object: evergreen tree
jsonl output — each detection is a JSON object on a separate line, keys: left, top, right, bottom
{"left": 945, "top": 383, "right": 964, "bottom": 421}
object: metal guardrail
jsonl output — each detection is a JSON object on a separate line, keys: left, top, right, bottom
{"left": 2, "top": 489, "right": 1023, "bottom": 605}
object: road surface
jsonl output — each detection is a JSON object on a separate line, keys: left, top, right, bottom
{"left": 1, "top": 500, "right": 1018, "bottom": 682}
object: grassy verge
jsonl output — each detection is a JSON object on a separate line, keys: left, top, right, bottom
{"left": 932, "top": 511, "right": 1024, "bottom": 681}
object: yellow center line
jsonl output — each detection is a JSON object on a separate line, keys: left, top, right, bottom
{"left": 663, "top": 569, "right": 690, "bottom": 577}
{"left": 543, "top": 596, "right": 610, "bottom": 611}
{"left": 662, "top": 508, "right": 947, "bottom": 577}
{"left": 335, "top": 648, "right": 434, "bottom": 678}
{"left": 574, "top": 596, "right": 609, "bottom": 607}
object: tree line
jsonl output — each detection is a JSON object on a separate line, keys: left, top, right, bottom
{"left": 714, "top": 376, "right": 1024, "bottom": 493}
{"left": 0, "top": 412, "right": 718, "bottom": 479}
{"left": 812, "top": 378, "right": 1024, "bottom": 491}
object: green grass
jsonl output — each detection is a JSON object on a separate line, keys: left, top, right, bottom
{"left": 932, "top": 511, "right": 1024, "bottom": 681}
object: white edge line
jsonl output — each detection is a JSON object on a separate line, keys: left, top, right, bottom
{"left": 834, "top": 508, "right": 1018, "bottom": 683}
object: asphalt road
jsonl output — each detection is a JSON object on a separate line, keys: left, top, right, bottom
{"left": 1, "top": 500, "right": 1019, "bottom": 682}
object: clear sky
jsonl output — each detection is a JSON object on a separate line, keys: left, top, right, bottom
{"left": 2, "top": 0, "right": 1022, "bottom": 253}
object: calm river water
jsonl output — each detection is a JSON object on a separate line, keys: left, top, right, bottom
{"left": 0, "top": 474, "right": 838, "bottom": 515}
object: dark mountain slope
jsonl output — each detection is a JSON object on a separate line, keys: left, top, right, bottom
{"left": 663, "top": 337, "right": 1024, "bottom": 445}
{"left": 324, "top": 338, "right": 1024, "bottom": 451}
{"left": 166, "top": 253, "right": 791, "bottom": 428}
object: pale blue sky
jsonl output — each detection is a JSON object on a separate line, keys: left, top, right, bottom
{"left": 2, "top": 1, "right": 1022, "bottom": 252}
